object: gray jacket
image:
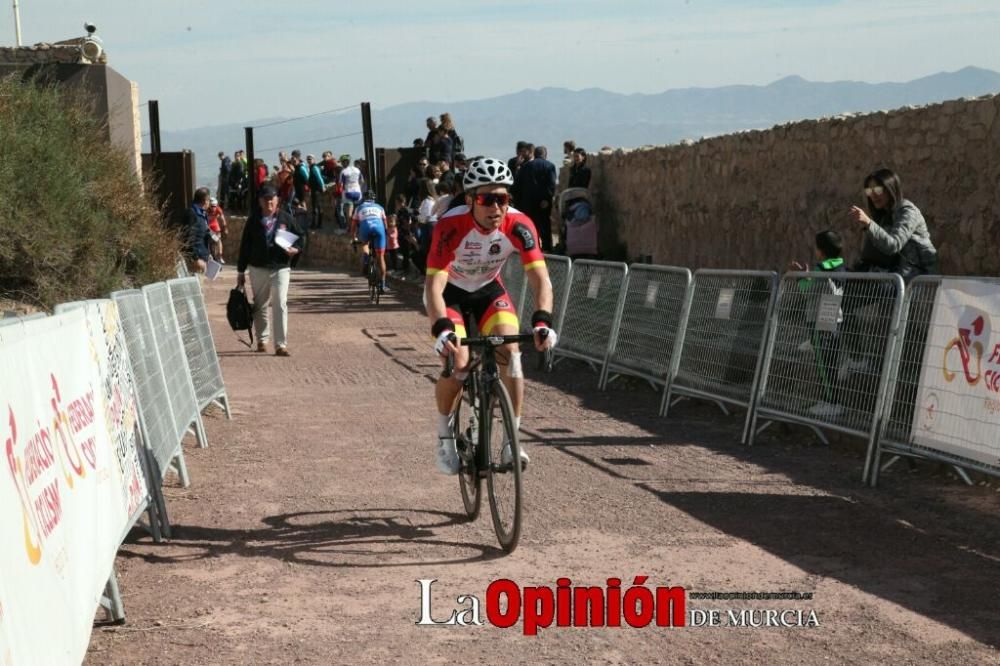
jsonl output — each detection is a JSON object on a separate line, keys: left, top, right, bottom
{"left": 860, "top": 199, "right": 938, "bottom": 282}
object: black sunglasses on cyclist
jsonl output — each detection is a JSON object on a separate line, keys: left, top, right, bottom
{"left": 474, "top": 193, "right": 511, "bottom": 207}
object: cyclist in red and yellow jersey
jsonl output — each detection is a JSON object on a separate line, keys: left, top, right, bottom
{"left": 425, "top": 158, "right": 558, "bottom": 475}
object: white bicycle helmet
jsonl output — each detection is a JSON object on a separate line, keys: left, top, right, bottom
{"left": 463, "top": 157, "right": 514, "bottom": 190}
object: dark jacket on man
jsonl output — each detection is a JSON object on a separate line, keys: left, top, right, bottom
{"left": 512, "top": 157, "right": 557, "bottom": 211}
{"left": 183, "top": 204, "right": 212, "bottom": 261}
{"left": 237, "top": 209, "right": 304, "bottom": 272}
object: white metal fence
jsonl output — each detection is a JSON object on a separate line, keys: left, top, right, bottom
{"left": 663, "top": 269, "right": 778, "bottom": 442}
{"left": 870, "top": 276, "right": 1000, "bottom": 486}
{"left": 748, "top": 272, "right": 905, "bottom": 455}
{"left": 168, "top": 277, "right": 231, "bottom": 418}
{"left": 143, "top": 283, "right": 208, "bottom": 449}
{"left": 600, "top": 264, "right": 693, "bottom": 391}
{"left": 554, "top": 260, "right": 629, "bottom": 379}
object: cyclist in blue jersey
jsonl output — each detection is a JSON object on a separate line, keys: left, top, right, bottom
{"left": 352, "top": 191, "right": 389, "bottom": 293}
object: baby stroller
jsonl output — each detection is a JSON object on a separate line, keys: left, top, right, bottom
{"left": 557, "top": 187, "right": 598, "bottom": 259}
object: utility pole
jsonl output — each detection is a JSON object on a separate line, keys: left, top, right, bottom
{"left": 13, "top": 0, "right": 23, "bottom": 46}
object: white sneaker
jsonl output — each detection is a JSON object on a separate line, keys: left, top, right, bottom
{"left": 500, "top": 440, "right": 530, "bottom": 468}
{"left": 436, "top": 437, "right": 460, "bottom": 475}
{"left": 807, "top": 401, "right": 844, "bottom": 418}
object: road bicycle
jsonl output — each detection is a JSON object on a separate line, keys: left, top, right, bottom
{"left": 366, "top": 251, "right": 382, "bottom": 305}
{"left": 353, "top": 239, "right": 382, "bottom": 305}
{"left": 445, "top": 331, "right": 537, "bottom": 553}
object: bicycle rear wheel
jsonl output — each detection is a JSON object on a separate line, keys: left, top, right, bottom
{"left": 454, "top": 374, "right": 481, "bottom": 520}
{"left": 485, "top": 379, "right": 522, "bottom": 552}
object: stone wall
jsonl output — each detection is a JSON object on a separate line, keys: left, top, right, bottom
{"left": 580, "top": 95, "right": 999, "bottom": 276}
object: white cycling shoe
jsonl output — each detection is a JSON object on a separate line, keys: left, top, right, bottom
{"left": 500, "top": 440, "right": 530, "bottom": 468}
{"left": 436, "top": 436, "right": 460, "bottom": 475}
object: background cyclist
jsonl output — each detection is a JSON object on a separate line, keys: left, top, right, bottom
{"left": 340, "top": 155, "right": 365, "bottom": 223}
{"left": 424, "top": 157, "right": 558, "bottom": 475}
{"left": 352, "top": 191, "right": 389, "bottom": 294}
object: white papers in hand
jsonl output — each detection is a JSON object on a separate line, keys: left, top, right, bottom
{"left": 205, "top": 258, "right": 223, "bottom": 281}
{"left": 274, "top": 229, "right": 299, "bottom": 250}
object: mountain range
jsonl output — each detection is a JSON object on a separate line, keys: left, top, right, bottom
{"left": 155, "top": 66, "right": 1000, "bottom": 188}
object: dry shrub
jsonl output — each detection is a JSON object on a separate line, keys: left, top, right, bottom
{"left": 0, "top": 74, "right": 180, "bottom": 310}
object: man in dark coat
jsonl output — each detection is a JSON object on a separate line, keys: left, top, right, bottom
{"left": 237, "top": 185, "right": 305, "bottom": 356}
{"left": 511, "top": 146, "right": 557, "bottom": 252}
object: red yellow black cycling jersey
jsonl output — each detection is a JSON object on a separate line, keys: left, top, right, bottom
{"left": 426, "top": 205, "right": 545, "bottom": 292}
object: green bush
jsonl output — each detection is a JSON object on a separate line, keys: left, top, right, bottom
{"left": 0, "top": 75, "right": 179, "bottom": 310}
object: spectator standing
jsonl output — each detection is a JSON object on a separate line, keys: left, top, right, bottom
{"left": 568, "top": 147, "right": 591, "bottom": 189}
{"left": 440, "top": 113, "right": 463, "bottom": 157}
{"left": 512, "top": 145, "right": 558, "bottom": 252}
{"left": 507, "top": 141, "right": 531, "bottom": 177}
{"left": 217, "top": 152, "right": 231, "bottom": 204}
{"left": 276, "top": 161, "right": 294, "bottom": 208}
{"left": 292, "top": 154, "right": 309, "bottom": 206}
{"left": 428, "top": 128, "right": 453, "bottom": 166}
{"left": 207, "top": 196, "right": 228, "bottom": 263}
{"left": 788, "top": 230, "right": 847, "bottom": 418}
{"left": 562, "top": 140, "right": 576, "bottom": 165}
{"left": 183, "top": 187, "right": 213, "bottom": 272}
{"left": 228, "top": 150, "right": 247, "bottom": 211}
{"left": 306, "top": 154, "right": 326, "bottom": 228}
{"left": 424, "top": 116, "right": 438, "bottom": 147}
{"left": 237, "top": 185, "right": 304, "bottom": 357}
{"left": 386, "top": 214, "right": 400, "bottom": 273}
{"left": 254, "top": 158, "right": 268, "bottom": 189}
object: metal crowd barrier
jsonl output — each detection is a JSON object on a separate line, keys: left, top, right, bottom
{"left": 54, "top": 299, "right": 164, "bottom": 542}
{"left": 522, "top": 254, "right": 573, "bottom": 329}
{"left": 747, "top": 273, "right": 905, "bottom": 455}
{"left": 143, "top": 283, "right": 208, "bottom": 449}
{"left": 663, "top": 269, "right": 778, "bottom": 442}
{"left": 501, "top": 251, "right": 528, "bottom": 319}
{"left": 519, "top": 254, "right": 572, "bottom": 370}
{"left": 0, "top": 311, "right": 46, "bottom": 326}
{"left": 110, "top": 289, "right": 188, "bottom": 535}
{"left": 176, "top": 255, "right": 191, "bottom": 278}
{"left": 168, "top": 277, "right": 232, "bottom": 418}
{"left": 600, "top": 264, "right": 693, "bottom": 392}
{"left": 870, "top": 275, "right": 1000, "bottom": 487}
{"left": 554, "top": 259, "right": 629, "bottom": 380}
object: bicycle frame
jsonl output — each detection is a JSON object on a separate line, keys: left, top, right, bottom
{"left": 447, "top": 333, "right": 535, "bottom": 473}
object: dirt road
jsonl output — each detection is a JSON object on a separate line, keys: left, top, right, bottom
{"left": 86, "top": 268, "right": 1000, "bottom": 665}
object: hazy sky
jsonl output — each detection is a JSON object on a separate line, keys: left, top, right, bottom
{"left": 5, "top": 0, "right": 999, "bottom": 130}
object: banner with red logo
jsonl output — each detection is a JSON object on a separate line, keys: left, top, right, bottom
{"left": 0, "top": 309, "right": 139, "bottom": 664}
{"left": 912, "top": 279, "right": 1000, "bottom": 467}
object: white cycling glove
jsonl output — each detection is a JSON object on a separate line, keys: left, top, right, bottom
{"left": 533, "top": 326, "right": 557, "bottom": 351}
{"left": 434, "top": 330, "right": 457, "bottom": 356}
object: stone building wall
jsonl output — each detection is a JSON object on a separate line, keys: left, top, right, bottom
{"left": 580, "top": 95, "right": 999, "bottom": 276}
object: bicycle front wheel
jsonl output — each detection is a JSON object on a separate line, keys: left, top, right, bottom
{"left": 485, "top": 379, "right": 522, "bottom": 552}
{"left": 454, "top": 374, "right": 481, "bottom": 520}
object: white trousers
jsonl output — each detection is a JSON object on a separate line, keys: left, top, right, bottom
{"left": 248, "top": 266, "right": 291, "bottom": 348}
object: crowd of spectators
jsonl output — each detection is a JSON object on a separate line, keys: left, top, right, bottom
{"left": 216, "top": 147, "right": 369, "bottom": 232}
{"left": 212, "top": 111, "right": 597, "bottom": 274}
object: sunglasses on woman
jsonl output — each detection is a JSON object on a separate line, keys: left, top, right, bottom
{"left": 864, "top": 185, "right": 884, "bottom": 197}
{"left": 474, "top": 192, "right": 511, "bottom": 207}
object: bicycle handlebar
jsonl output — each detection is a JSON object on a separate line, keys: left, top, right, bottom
{"left": 442, "top": 331, "right": 547, "bottom": 378}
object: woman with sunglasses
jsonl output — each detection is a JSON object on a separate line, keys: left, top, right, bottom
{"left": 424, "top": 158, "right": 558, "bottom": 475}
{"left": 848, "top": 168, "right": 938, "bottom": 282}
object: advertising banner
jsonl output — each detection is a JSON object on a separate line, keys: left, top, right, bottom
{"left": 912, "top": 279, "right": 1000, "bottom": 467}
{"left": 0, "top": 310, "right": 136, "bottom": 664}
